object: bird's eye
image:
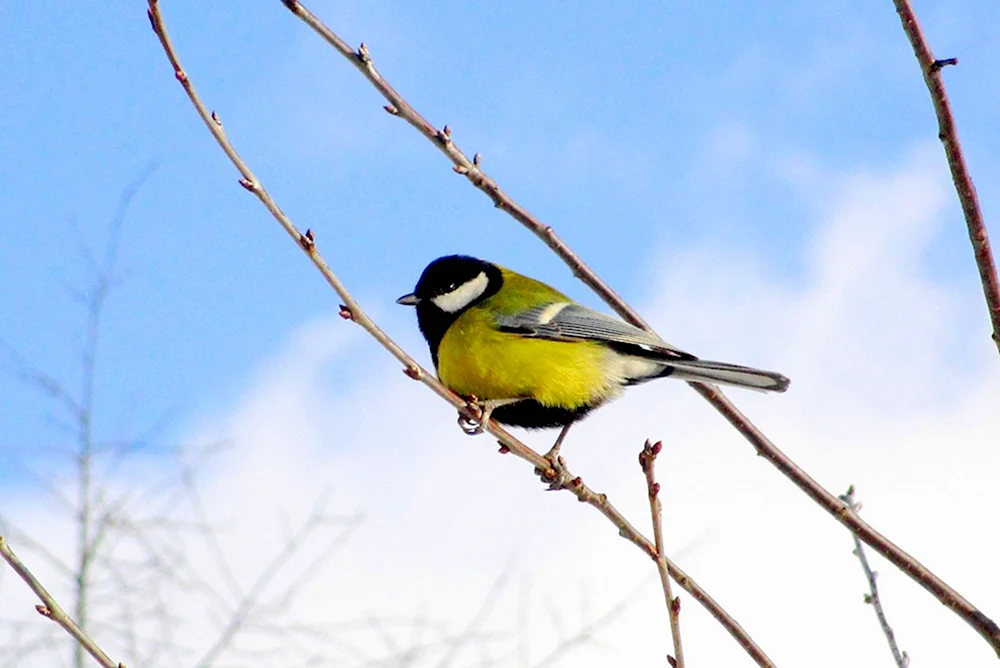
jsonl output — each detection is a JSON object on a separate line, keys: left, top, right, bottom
{"left": 447, "top": 283, "right": 457, "bottom": 291}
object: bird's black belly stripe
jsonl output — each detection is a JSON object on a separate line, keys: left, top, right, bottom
{"left": 491, "top": 400, "right": 598, "bottom": 429}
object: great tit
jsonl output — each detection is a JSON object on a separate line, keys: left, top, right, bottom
{"left": 397, "top": 255, "right": 788, "bottom": 431}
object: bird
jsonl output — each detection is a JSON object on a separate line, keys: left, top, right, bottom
{"left": 397, "top": 255, "right": 788, "bottom": 441}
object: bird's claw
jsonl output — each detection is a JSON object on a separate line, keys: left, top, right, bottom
{"left": 458, "top": 412, "right": 484, "bottom": 435}
{"left": 458, "top": 397, "right": 487, "bottom": 435}
{"left": 457, "top": 397, "right": 525, "bottom": 436}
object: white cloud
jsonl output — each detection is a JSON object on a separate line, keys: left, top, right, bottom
{"left": 4, "top": 145, "right": 999, "bottom": 666}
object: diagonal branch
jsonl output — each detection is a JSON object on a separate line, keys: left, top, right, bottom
{"left": 280, "top": 0, "right": 649, "bottom": 332}
{"left": 0, "top": 536, "right": 121, "bottom": 668}
{"left": 279, "top": 0, "right": 1000, "bottom": 656}
{"left": 543, "top": 454, "right": 772, "bottom": 666}
{"left": 146, "top": 3, "right": 776, "bottom": 665}
{"left": 891, "top": 0, "right": 1000, "bottom": 355}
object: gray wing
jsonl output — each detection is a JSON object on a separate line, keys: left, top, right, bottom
{"left": 497, "top": 302, "right": 791, "bottom": 391}
{"left": 495, "top": 302, "right": 694, "bottom": 361}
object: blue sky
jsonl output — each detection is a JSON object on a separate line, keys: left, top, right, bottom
{"left": 2, "top": 1, "right": 997, "bottom": 442}
{"left": 2, "top": 1, "right": 1000, "bottom": 666}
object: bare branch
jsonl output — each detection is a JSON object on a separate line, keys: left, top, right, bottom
{"left": 261, "top": 511, "right": 362, "bottom": 615}
{"left": 891, "top": 0, "right": 1000, "bottom": 355}
{"left": 531, "top": 575, "right": 652, "bottom": 668}
{"left": 279, "top": 0, "right": 648, "bottom": 331}
{"left": 60, "top": 160, "right": 156, "bottom": 668}
{"left": 0, "top": 536, "right": 121, "bottom": 668}
{"left": 276, "top": 1, "right": 1000, "bottom": 655}
{"left": 146, "top": 3, "right": 776, "bottom": 665}
{"left": 435, "top": 561, "right": 514, "bottom": 668}
{"left": 840, "top": 487, "right": 909, "bottom": 668}
{"left": 539, "top": 454, "right": 773, "bottom": 666}
{"left": 639, "top": 440, "right": 684, "bottom": 668}
{"left": 191, "top": 495, "right": 338, "bottom": 668}
{"left": 696, "top": 381, "right": 1000, "bottom": 656}
{"left": 0, "top": 338, "right": 83, "bottom": 419}
{"left": 178, "top": 462, "right": 245, "bottom": 602}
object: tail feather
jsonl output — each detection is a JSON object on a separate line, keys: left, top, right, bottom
{"left": 666, "top": 359, "right": 790, "bottom": 392}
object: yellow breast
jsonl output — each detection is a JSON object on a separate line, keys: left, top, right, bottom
{"left": 436, "top": 306, "right": 618, "bottom": 410}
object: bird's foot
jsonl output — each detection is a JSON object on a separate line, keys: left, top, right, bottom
{"left": 528, "top": 424, "right": 575, "bottom": 490}
{"left": 457, "top": 397, "right": 525, "bottom": 435}
{"left": 543, "top": 423, "right": 573, "bottom": 462}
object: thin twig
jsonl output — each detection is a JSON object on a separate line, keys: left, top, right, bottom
{"left": 0, "top": 520, "right": 74, "bottom": 579}
{"left": 892, "top": 0, "right": 1000, "bottom": 355}
{"left": 146, "top": 4, "right": 775, "bottom": 665}
{"left": 639, "top": 441, "right": 684, "bottom": 668}
{"left": 192, "top": 495, "right": 334, "bottom": 668}
{"left": 541, "top": 456, "right": 772, "bottom": 666}
{"left": 280, "top": 1, "right": 1000, "bottom": 656}
{"left": 840, "top": 487, "right": 909, "bottom": 668}
{"left": 0, "top": 536, "right": 122, "bottom": 668}
{"left": 71, "top": 165, "right": 153, "bottom": 668}
{"left": 531, "top": 574, "right": 655, "bottom": 668}
{"left": 435, "top": 561, "right": 514, "bottom": 668}
{"left": 0, "top": 339, "right": 83, "bottom": 419}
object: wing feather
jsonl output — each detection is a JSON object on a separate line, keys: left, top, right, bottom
{"left": 496, "top": 302, "right": 790, "bottom": 392}
{"left": 496, "top": 303, "right": 693, "bottom": 361}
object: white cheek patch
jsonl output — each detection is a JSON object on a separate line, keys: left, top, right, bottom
{"left": 535, "top": 302, "right": 570, "bottom": 325}
{"left": 431, "top": 271, "right": 490, "bottom": 313}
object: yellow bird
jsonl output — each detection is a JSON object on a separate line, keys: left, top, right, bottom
{"left": 398, "top": 255, "right": 788, "bottom": 434}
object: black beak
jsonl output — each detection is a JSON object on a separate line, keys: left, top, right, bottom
{"left": 396, "top": 293, "right": 420, "bottom": 306}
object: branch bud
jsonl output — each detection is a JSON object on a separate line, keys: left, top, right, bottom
{"left": 299, "top": 228, "right": 316, "bottom": 251}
